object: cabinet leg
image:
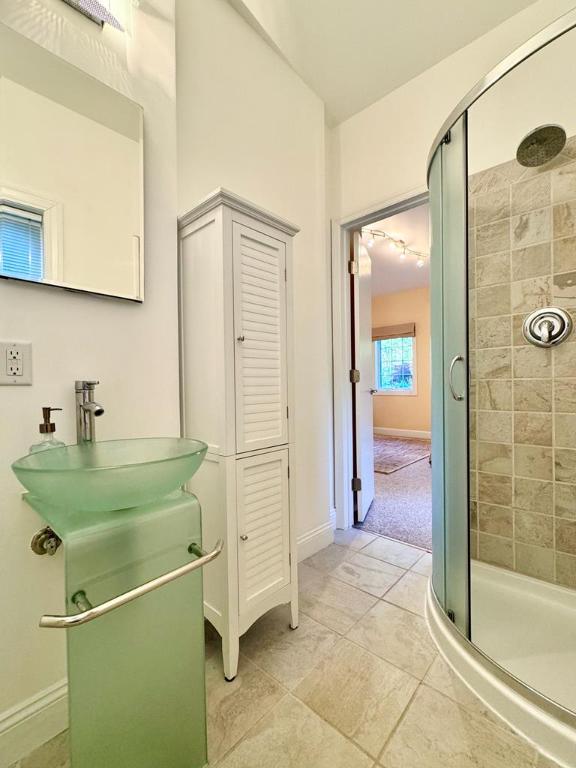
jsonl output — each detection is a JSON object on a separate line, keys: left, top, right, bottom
{"left": 222, "top": 633, "right": 239, "bottom": 682}
{"left": 289, "top": 596, "right": 299, "bottom": 631}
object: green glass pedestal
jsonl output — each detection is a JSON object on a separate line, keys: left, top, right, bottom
{"left": 27, "top": 491, "right": 208, "bottom": 768}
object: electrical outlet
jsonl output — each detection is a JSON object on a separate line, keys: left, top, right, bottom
{"left": 7, "top": 358, "right": 23, "bottom": 376}
{"left": 0, "top": 342, "right": 32, "bottom": 385}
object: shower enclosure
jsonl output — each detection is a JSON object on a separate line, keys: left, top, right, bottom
{"left": 428, "top": 10, "right": 576, "bottom": 765}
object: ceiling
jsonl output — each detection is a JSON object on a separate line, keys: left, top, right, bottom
{"left": 228, "top": 0, "right": 538, "bottom": 123}
{"left": 367, "top": 203, "right": 430, "bottom": 296}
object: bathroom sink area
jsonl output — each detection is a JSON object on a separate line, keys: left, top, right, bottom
{"left": 12, "top": 437, "right": 208, "bottom": 515}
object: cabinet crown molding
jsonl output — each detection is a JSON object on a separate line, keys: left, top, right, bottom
{"left": 178, "top": 187, "right": 300, "bottom": 236}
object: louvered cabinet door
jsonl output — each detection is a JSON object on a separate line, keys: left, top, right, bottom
{"left": 236, "top": 450, "right": 290, "bottom": 615}
{"left": 233, "top": 223, "right": 288, "bottom": 453}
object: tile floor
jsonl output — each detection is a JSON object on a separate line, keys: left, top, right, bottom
{"left": 13, "top": 530, "right": 563, "bottom": 768}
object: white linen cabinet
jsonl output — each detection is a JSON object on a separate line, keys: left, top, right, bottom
{"left": 179, "top": 189, "right": 299, "bottom": 681}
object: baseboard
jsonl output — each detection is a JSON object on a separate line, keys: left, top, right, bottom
{"left": 374, "top": 427, "right": 431, "bottom": 439}
{"left": 329, "top": 507, "right": 336, "bottom": 527}
{"left": 0, "top": 679, "right": 68, "bottom": 768}
{"left": 297, "top": 515, "right": 335, "bottom": 562}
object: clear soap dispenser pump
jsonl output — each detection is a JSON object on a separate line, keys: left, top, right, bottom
{"left": 30, "top": 407, "right": 65, "bottom": 453}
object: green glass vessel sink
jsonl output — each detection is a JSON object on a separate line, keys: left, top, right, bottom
{"left": 12, "top": 438, "right": 207, "bottom": 514}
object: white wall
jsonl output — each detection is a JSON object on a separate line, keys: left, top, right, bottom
{"left": 468, "top": 24, "right": 576, "bottom": 174}
{"left": 0, "top": 0, "right": 177, "bottom": 762}
{"left": 176, "top": 0, "right": 333, "bottom": 554}
{"left": 372, "top": 287, "right": 431, "bottom": 434}
{"left": 332, "top": 0, "right": 576, "bottom": 221}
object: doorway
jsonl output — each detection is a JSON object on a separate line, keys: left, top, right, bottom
{"left": 337, "top": 195, "right": 433, "bottom": 551}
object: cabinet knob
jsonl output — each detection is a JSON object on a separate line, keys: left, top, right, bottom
{"left": 237, "top": 335, "right": 245, "bottom": 343}
{"left": 240, "top": 534, "right": 249, "bottom": 542}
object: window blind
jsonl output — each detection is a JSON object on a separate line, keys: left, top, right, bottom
{"left": 372, "top": 322, "right": 416, "bottom": 341}
{"left": 0, "top": 204, "right": 43, "bottom": 282}
{"left": 61, "top": 0, "right": 127, "bottom": 31}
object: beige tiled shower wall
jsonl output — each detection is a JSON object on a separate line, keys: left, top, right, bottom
{"left": 469, "top": 137, "right": 576, "bottom": 588}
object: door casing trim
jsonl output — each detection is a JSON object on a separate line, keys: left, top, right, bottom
{"left": 331, "top": 188, "right": 429, "bottom": 530}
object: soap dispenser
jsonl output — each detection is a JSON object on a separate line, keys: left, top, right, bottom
{"left": 30, "top": 407, "right": 65, "bottom": 453}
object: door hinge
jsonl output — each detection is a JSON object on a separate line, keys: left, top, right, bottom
{"left": 447, "top": 609, "right": 455, "bottom": 623}
{"left": 348, "top": 260, "right": 358, "bottom": 275}
{"left": 442, "top": 129, "right": 452, "bottom": 145}
{"left": 286, "top": 405, "right": 289, "bottom": 419}
{"left": 350, "top": 368, "right": 360, "bottom": 383}
{"left": 351, "top": 477, "right": 362, "bottom": 492}
{"left": 284, "top": 267, "right": 287, "bottom": 281}
{"left": 289, "top": 552, "right": 292, "bottom": 566}
{"left": 287, "top": 464, "right": 290, "bottom": 479}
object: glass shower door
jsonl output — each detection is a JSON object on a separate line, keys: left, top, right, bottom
{"left": 465, "top": 24, "right": 576, "bottom": 713}
{"left": 430, "top": 114, "right": 470, "bottom": 635}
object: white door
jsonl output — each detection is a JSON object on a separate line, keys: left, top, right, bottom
{"left": 353, "top": 231, "right": 375, "bottom": 521}
{"left": 236, "top": 449, "right": 290, "bottom": 617}
{"left": 233, "top": 223, "right": 288, "bottom": 453}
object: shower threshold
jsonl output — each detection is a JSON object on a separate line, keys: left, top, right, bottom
{"left": 471, "top": 560, "right": 576, "bottom": 713}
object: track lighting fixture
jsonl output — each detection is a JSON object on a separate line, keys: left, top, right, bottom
{"left": 361, "top": 228, "right": 428, "bottom": 268}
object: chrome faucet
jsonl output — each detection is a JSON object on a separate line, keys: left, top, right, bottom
{"left": 75, "top": 380, "right": 104, "bottom": 443}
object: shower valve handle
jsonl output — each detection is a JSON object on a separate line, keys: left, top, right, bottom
{"left": 522, "top": 307, "right": 573, "bottom": 348}
{"left": 538, "top": 319, "right": 553, "bottom": 345}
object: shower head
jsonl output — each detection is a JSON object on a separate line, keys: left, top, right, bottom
{"left": 516, "top": 124, "right": 566, "bottom": 167}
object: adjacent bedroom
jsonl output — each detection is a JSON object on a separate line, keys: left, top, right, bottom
{"left": 359, "top": 203, "right": 432, "bottom": 550}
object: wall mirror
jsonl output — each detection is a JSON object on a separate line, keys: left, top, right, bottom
{"left": 0, "top": 23, "right": 144, "bottom": 301}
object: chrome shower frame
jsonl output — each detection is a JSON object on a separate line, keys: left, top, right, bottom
{"left": 427, "top": 8, "right": 576, "bottom": 179}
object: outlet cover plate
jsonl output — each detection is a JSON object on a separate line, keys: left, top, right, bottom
{"left": 0, "top": 341, "right": 32, "bottom": 385}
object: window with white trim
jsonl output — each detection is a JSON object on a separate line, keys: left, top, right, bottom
{"left": 374, "top": 336, "right": 416, "bottom": 394}
{"left": 0, "top": 204, "right": 43, "bottom": 283}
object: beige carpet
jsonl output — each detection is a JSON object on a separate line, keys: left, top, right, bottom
{"left": 361, "top": 458, "right": 432, "bottom": 550}
{"left": 374, "top": 434, "right": 431, "bottom": 474}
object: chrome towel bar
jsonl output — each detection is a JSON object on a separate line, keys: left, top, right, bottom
{"left": 39, "top": 539, "right": 224, "bottom": 629}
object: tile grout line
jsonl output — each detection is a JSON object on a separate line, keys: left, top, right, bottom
{"left": 208, "top": 647, "right": 302, "bottom": 765}
{"left": 208, "top": 689, "right": 291, "bottom": 767}
{"left": 305, "top": 544, "right": 410, "bottom": 597}
{"left": 304, "top": 542, "right": 429, "bottom": 601}
{"left": 334, "top": 534, "right": 427, "bottom": 564}
{"left": 374, "top": 680, "right": 423, "bottom": 766}
{"left": 510, "top": 187, "right": 517, "bottom": 574}
{"left": 214, "top": 633, "right": 417, "bottom": 768}
{"left": 246, "top": 607, "right": 432, "bottom": 766}
{"left": 342, "top": 625, "right": 432, "bottom": 684}
{"left": 297, "top": 572, "right": 433, "bottom": 688}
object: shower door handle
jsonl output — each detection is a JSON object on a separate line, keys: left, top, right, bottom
{"left": 39, "top": 538, "right": 224, "bottom": 629}
{"left": 448, "top": 355, "right": 465, "bottom": 402}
